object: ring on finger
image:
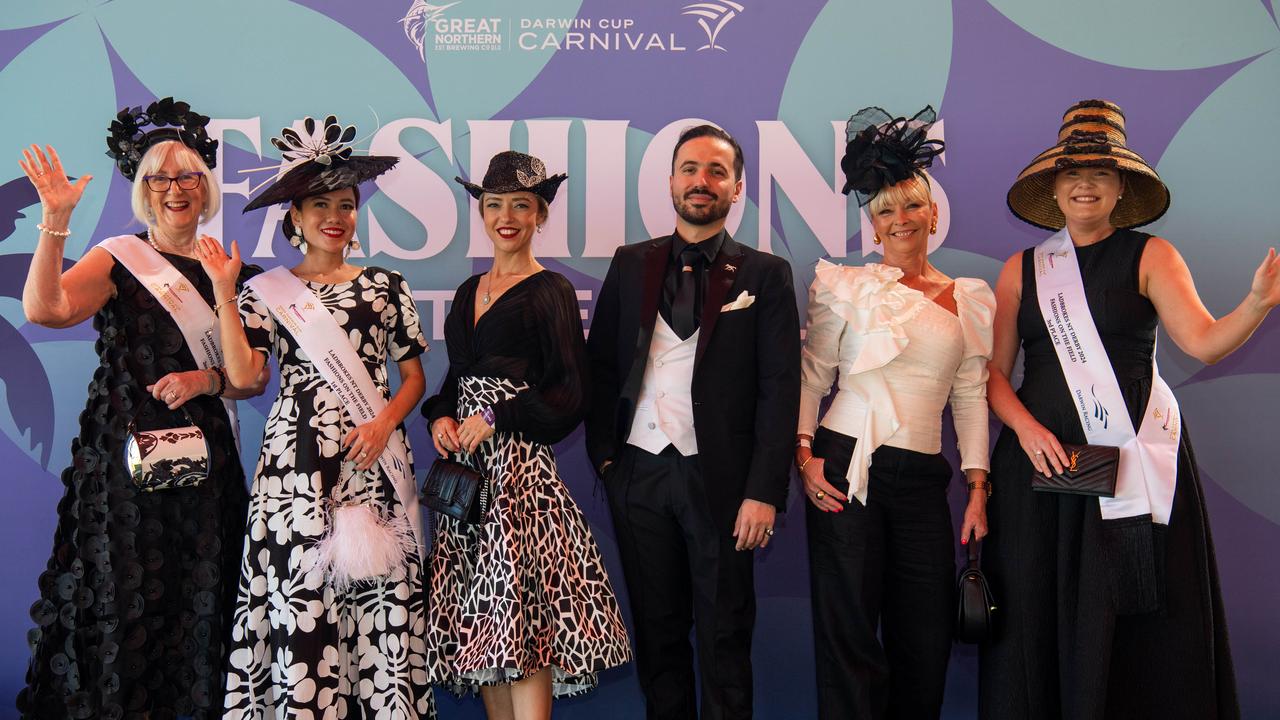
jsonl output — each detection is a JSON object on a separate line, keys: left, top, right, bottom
{"left": 1035, "top": 449, "right": 1044, "bottom": 455}
{"left": 815, "top": 490, "right": 826, "bottom": 501}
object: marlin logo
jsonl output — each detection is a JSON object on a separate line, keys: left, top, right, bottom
{"left": 682, "top": 1, "right": 744, "bottom": 52}
{"left": 1090, "top": 384, "right": 1109, "bottom": 430}
{"left": 400, "top": 0, "right": 461, "bottom": 57}
{"left": 287, "top": 303, "right": 306, "bottom": 323}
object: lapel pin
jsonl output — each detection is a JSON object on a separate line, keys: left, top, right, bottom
{"left": 724, "top": 263, "right": 736, "bottom": 273}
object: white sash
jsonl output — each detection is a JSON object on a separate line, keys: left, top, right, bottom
{"left": 246, "top": 266, "right": 422, "bottom": 545}
{"left": 100, "top": 235, "right": 240, "bottom": 447}
{"left": 1032, "top": 229, "right": 1179, "bottom": 524}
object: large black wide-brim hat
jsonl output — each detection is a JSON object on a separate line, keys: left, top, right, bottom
{"left": 242, "top": 115, "right": 398, "bottom": 212}
{"left": 1007, "top": 99, "right": 1170, "bottom": 231}
{"left": 456, "top": 150, "right": 567, "bottom": 204}
{"left": 243, "top": 155, "right": 398, "bottom": 212}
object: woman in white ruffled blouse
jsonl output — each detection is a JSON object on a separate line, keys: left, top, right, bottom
{"left": 794, "top": 106, "right": 994, "bottom": 720}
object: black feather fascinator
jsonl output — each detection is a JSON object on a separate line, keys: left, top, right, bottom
{"left": 840, "top": 106, "right": 943, "bottom": 206}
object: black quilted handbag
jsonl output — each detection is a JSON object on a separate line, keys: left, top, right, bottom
{"left": 421, "top": 456, "right": 490, "bottom": 524}
{"left": 1030, "top": 443, "right": 1119, "bottom": 497}
{"left": 956, "top": 530, "right": 996, "bottom": 644}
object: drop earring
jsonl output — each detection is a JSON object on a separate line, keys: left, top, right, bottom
{"left": 929, "top": 219, "right": 938, "bottom": 235}
{"left": 290, "top": 224, "right": 308, "bottom": 254}
{"left": 873, "top": 234, "right": 882, "bottom": 245}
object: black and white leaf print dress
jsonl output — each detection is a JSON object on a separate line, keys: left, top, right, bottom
{"left": 422, "top": 270, "right": 631, "bottom": 698}
{"left": 223, "top": 267, "right": 436, "bottom": 720}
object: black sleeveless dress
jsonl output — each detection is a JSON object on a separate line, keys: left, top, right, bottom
{"left": 17, "top": 238, "right": 256, "bottom": 720}
{"left": 979, "top": 229, "right": 1238, "bottom": 719}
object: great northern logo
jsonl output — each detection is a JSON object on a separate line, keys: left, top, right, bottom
{"left": 682, "top": 1, "right": 744, "bottom": 51}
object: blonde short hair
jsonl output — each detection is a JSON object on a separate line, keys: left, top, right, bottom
{"left": 129, "top": 141, "right": 220, "bottom": 226}
{"left": 867, "top": 171, "right": 933, "bottom": 216}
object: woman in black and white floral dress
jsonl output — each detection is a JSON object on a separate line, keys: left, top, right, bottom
{"left": 198, "top": 117, "right": 435, "bottom": 719}
{"left": 423, "top": 151, "right": 630, "bottom": 718}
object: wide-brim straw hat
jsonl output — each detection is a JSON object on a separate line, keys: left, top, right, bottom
{"left": 1007, "top": 99, "right": 1169, "bottom": 231}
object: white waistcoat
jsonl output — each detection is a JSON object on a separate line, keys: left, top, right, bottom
{"left": 627, "top": 316, "right": 699, "bottom": 456}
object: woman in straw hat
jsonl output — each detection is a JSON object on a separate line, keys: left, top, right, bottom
{"left": 421, "top": 151, "right": 630, "bottom": 719}
{"left": 980, "top": 99, "right": 1279, "bottom": 718}
{"left": 794, "top": 106, "right": 995, "bottom": 719}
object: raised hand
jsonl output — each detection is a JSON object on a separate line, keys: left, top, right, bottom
{"left": 1249, "top": 247, "right": 1280, "bottom": 311}
{"left": 19, "top": 145, "right": 90, "bottom": 219}
{"left": 194, "top": 236, "right": 242, "bottom": 291}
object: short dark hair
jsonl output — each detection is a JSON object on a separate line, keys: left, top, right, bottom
{"left": 671, "top": 124, "right": 745, "bottom": 181}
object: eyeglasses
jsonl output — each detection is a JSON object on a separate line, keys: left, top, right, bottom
{"left": 143, "top": 172, "right": 204, "bottom": 192}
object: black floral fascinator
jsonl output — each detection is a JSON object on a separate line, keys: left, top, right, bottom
{"left": 105, "top": 97, "right": 219, "bottom": 181}
{"left": 840, "top": 106, "right": 944, "bottom": 206}
{"left": 456, "top": 150, "right": 567, "bottom": 205}
{"left": 241, "top": 115, "right": 398, "bottom": 212}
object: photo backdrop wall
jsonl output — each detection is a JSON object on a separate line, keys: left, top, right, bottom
{"left": 2, "top": 1, "right": 1278, "bottom": 717}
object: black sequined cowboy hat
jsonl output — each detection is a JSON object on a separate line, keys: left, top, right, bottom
{"left": 242, "top": 115, "right": 398, "bottom": 212}
{"left": 455, "top": 150, "right": 567, "bottom": 204}
{"left": 1007, "top": 99, "right": 1170, "bottom": 231}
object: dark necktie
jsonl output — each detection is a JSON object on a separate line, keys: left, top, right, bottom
{"left": 672, "top": 245, "right": 703, "bottom": 340}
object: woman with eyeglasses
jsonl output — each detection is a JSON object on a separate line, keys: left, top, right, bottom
{"left": 16, "top": 98, "right": 267, "bottom": 720}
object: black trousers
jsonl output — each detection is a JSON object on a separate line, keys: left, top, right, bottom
{"left": 807, "top": 427, "right": 956, "bottom": 720}
{"left": 607, "top": 444, "right": 756, "bottom": 720}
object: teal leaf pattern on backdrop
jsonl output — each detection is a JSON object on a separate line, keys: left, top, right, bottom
{"left": 95, "top": 0, "right": 438, "bottom": 151}
{"left": 987, "top": 0, "right": 1279, "bottom": 70}
{"left": 1151, "top": 49, "right": 1280, "bottom": 384}
{"left": 0, "top": 14, "right": 116, "bottom": 257}
{"left": 0, "top": 0, "right": 93, "bottom": 31}
{"left": 1176, "top": 374, "right": 1280, "bottom": 524}
{"left": 775, "top": 0, "right": 952, "bottom": 271}
{"left": 421, "top": 0, "right": 584, "bottom": 123}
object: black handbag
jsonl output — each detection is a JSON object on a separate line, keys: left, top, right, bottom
{"left": 421, "top": 456, "right": 490, "bottom": 524}
{"left": 955, "top": 530, "right": 996, "bottom": 644}
{"left": 1030, "top": 443, "right": 1119, "bottom": 497}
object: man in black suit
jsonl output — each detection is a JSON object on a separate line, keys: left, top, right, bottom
{"left": 586, "top": 125, "right": 800, "bottom": 720}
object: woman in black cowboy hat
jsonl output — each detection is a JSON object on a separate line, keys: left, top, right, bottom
{"left": 197, "top": 115, "right": 435, "bottom": 719}
{"left": 981, "top": 99, "right": 1280, "bottom": 719}
{"left": 17, "top": 98, "right": 266, "bottom": 719}
{"left": 422, "top": 150, "right": 630, "bottom": 719}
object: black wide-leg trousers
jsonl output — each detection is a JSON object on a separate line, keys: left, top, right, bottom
{"left": 806, "top": 427, "right": 957, "bottom": 720}
{"left": 607, "top": 444, "right": 756, "bottom": 720}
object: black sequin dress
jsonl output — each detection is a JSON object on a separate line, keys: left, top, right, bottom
{"left": 17, "top": 236, "right": 256, "bottom": 720}
{"left": 979, "top": 229, "right": 1238, "bottom": 719}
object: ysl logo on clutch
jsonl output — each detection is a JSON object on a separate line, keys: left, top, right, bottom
{"left": 1068, "top": 450, "right": 1079, "bottom": 473}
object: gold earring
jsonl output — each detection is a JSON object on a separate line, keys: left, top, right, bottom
{"left": 930, "top": 219, "right": 938, "bottom": 235}
{"left": 873, "top": 234, "right": 882, "bottom": 245}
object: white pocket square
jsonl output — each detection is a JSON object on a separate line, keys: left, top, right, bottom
{"left": 721, "top": 290, "right": 756, "bottom": 312}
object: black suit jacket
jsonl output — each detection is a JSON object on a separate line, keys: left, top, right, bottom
{"left": 585, "top": 232, "right": 801, "bottom": 528}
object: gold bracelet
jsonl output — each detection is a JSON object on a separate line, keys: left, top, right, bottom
{"left": 797, "top": 455, "right": 814, "bottom": 471}
{"left": 212, "top": 296, "right": 236, "bottom": 315}
{"left": 967, "top": 480, "right": 992, "bottom": 498}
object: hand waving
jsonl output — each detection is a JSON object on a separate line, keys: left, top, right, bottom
{"left": 194, "top": 236, "right": 242, "bottom": 290}
{"left": 19, "top": 144, "right": 91, "bottom": 218}
{"left": 1249, "top": 247, "right": 1280, "bottom": 311}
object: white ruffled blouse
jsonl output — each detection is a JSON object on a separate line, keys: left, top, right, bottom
{"left": 798, "top": 259, "right": 996, "bottom": 504}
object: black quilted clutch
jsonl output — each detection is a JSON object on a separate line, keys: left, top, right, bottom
{"left": 422, "top": 457, "right": 490, "bottom": 524}
{"left": 1030, "top": 443, "right": 1119, "bottom": 497}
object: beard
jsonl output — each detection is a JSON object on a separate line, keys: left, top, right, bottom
{"left": 672, "top": 186, "right": 733, "bottom": 226}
